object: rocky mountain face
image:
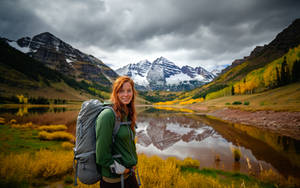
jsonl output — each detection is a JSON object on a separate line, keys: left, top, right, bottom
{"left": 116, "top": 57, "right": 215, "bottom": 91}
{"left": 5, "top": 32, "right": 118, "bottom": 86}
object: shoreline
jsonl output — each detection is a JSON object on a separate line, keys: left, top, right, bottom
{"left": 189, "top": 106, "right": 300, "bottom": 140}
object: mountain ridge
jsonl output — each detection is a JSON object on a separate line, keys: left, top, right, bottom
{"left": 5, "top": 32, "right": 118, "bottom": 87}
{"left": 0, "top": 39, "right": 108, "bottom": 102}
{"left": 116, "top": 56, "right": 216, "bottom": 91}
{"left": 178, "top": 18, "right": 300, "bottom": 101}
{"left": 220, "top": 18, "right": 300, "bottom": 82}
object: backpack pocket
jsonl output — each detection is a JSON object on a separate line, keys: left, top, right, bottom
{"left": 77, "top": 153, "right": 101, "bottom": 185}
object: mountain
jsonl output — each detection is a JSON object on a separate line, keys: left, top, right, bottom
{"left": 0, "top": 39, "right": 107, "bottom": 102}
{"left": 116, "top": 57, "right": 215, "bottom": 91}
{"left": 5, "top": 32, "right": 118, "bottom": 86}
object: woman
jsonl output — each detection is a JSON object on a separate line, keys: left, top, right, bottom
{"left": 95, "top": 76, "right": 139, "bottom": 188}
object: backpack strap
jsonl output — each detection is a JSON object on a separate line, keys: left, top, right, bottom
{"left": 101, "top": 106, "right": 121, "bottom": 143}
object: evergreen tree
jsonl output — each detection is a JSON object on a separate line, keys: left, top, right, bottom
{"left": 231, "top": 86, "right": 235, "bottom": 96}
{"left": 281, "top": 56, "right": 289, "bottom": 86}
{"left": 292, "top": 60, "right": 300, "bottom": 82}
{"left": 275, "top": 67, "right": 280, "bottom": 88}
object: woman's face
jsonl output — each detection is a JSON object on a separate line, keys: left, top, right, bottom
{"left": 118, "top": 82, "right": 133, "bottom": 105}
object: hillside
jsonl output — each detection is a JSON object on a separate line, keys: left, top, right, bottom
{"left": 189, "top": 82, "right": 300, "bottom": 112}
{"left": 176, "top": 19, "right": 300, "bottom": 101}
{"left": 5, "top": 32, "right": 118, "bottom": 87}
{"left": 0, "top": 40, "right": 110, "bottom": 103}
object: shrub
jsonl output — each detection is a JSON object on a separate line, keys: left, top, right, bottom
{"left": 0, "top": 150, "right": 73, "bottom": 184}
{"left": 244, "top": 101, "right": 250, "bottom": 105}
{"left": 11, "top": 122, "right": 34, "bottom": 129}
{"left": 138, "top": 154, "right": 233, "bottom": 188}
{"left": 225, "top": 102, "right": 231, "bottom": 105}
{"left": 182, "top": 157, "right": 200, "bottom": 168}
{"left": 38, "top": 131, "right": 74, "bottom": 142}
{"left": 9, "top": 119, "right": 17, "bottom": 124}
{"left": 232, "top": 101, "right": 242, "bottom": 105}
{"left": 0, "top": 117, "right": 5, "bottom": 124}
{"left": 62, "top": 142, "right": 74, "bottom": 150}
{"left": 37, "top": 125, "right": 67, "bottom": 132}
{"left": 257, "top": 168, "right": 299, "bottom": 187}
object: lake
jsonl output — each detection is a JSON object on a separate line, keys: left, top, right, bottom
{"left": 0, "top": 105, "right": 299, "bottom": 179}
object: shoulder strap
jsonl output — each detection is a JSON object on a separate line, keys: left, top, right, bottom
{"left": 102, "top": 106, "right": 121, "bottom": 143}
{"left": 102, "top": 106, "right": 133, "bottom": 142}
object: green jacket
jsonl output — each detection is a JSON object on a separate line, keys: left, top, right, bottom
{"left": 95, "top": 108, "right": 138, "bottom": 178}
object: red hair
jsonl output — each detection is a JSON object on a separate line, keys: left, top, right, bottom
{"left": 110, "top": 76, "right": 137, "bottom": 131}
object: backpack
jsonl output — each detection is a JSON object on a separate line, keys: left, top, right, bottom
{"left": 73, "top": 99, "right": 123, "bottom": 185}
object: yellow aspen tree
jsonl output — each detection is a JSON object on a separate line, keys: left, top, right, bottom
{"left": 234, "top": 83, "right": 240, "bottom": 94}
{"left": 23, "top": 97, "right": 28, "bottom": 104}
{"left": 16, "top": 94, "right": 24, "bottom": 104}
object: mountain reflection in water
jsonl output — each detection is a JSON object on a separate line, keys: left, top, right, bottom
{"left": 135, "top": 108, "right": 300, "bottom": 178}
{"left": 137, "top": 116, "right": 216, "bottom": 150}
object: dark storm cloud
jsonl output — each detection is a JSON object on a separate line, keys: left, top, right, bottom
{"left": 0, "top": 0, "right": 52, "bottom": 39}
{"left": 1, "top": 0, "right": 300, "bottom": 69}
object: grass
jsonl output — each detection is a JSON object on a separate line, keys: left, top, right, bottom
{"left": 181, "top": 168, "right": 275, "bottom": 188}
{"left": 191, "top": 82, "right": 300, "bottom": 112}
{"left": 37, "top": 124, "right": 68, "bottom": 132}
{"left": 1, "top": 120, "right": 299, "bottom": 188}
{"left": 0, "top": 124, "right": 62, "bottom": 154}
{"left": 38, "top": 131, "right": 75, "bottom": 142}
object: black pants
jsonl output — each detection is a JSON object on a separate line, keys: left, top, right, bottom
{"left": 100, "top": 173, "right": 139, "bottom": 188}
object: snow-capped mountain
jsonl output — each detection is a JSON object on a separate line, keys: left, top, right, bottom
{"left": 116, "top": 57, "right": 215, "bottom": 91}
{"left": 5, "top": 32, "right": 118, "bottom": 86}
{"left": 117, "top": 60, "right": 152, "bottom": 86}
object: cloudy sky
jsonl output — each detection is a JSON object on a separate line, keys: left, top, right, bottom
{"left": 1, "top": 0, "right": 300, "bottom": 71}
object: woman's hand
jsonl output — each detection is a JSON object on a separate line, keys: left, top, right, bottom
{"left": 124, "top": 166, "right": 136, "bottom": 174}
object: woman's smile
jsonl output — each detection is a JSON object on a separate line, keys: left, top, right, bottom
{"left": 118, "top": 82, "right": 133, "bottom": 105}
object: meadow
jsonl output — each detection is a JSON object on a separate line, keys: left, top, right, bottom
{"left": 0, "top": 117, "right": 299, "bottom": 188}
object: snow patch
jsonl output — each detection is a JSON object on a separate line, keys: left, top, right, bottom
{"left": 132, "top": 74, "right": 149, "bottom": 86}
{"left": 8, "top": 41, "right": 30, "bottom": 53}
{"left": 66, "top": 58, "right": 73, "bottom": 63}
{"left": 165, "top": 73, "right": 192, "bottom": 85}
{"left": 193, "top": 74, "right": 206, "bottom": 81}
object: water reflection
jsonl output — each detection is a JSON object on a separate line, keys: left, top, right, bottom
{"left": 0, "top": 105, "right": 67, "bottom": 116}
{"left": 1, "top": 105, "right": 299, "bottom": 179}
{"left": 137, "top": 115, "right": 216, "bottom": 150}
{"left": 136, "top": 108, "right": 300, "bottom": 178}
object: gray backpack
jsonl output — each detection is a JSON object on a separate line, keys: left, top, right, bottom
{"left": 73, "top": 99, "right": 123, "bottom": 185}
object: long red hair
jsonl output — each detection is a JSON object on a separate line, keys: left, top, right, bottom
{"left": 110, "top": 76, "right": 137, "bottom": 131}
